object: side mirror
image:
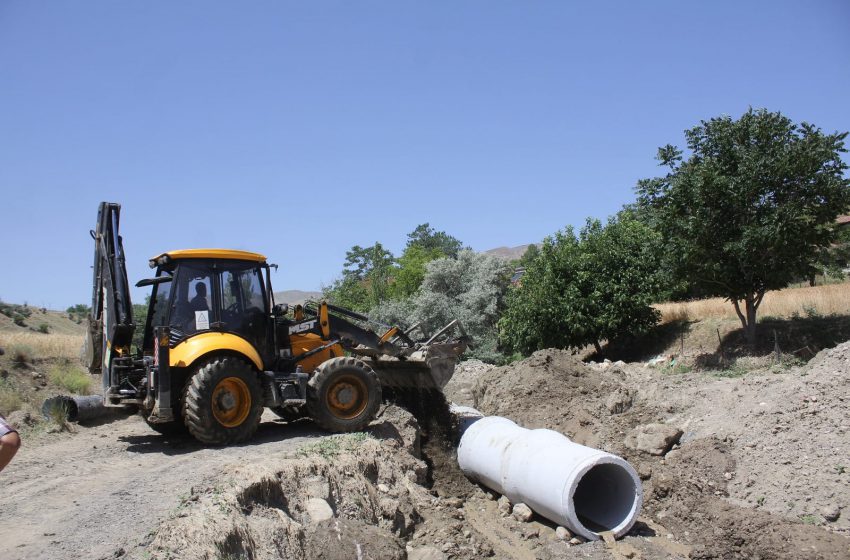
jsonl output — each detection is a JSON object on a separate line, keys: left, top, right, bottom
{"left": 273, "top": 303, "right": 289, "bottom": 317}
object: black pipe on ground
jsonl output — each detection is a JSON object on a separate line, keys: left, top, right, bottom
{"left": 42, "top": 395, "right": 105, "bottom": 422}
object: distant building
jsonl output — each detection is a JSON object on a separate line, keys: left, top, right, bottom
{"left": 510, "top": 267, "right": 526, "bottom": 285}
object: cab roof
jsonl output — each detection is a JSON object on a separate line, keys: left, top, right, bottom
{"left": 149, "top": 249, "right": 267, "bottom": 267}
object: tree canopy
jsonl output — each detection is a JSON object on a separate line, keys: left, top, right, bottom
{"left": 500, "top": 215, "right": 664, "bottom": 355}
{"left": 636, "top": 108, "right": 850, "bottom": 344}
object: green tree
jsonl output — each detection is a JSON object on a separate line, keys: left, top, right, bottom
{"left": 517, "top": 244, "right": 540, "bottom": 268}
{"left": 324, "top": 242, "right": 396, "bottom": 312}
{"left": 405, "top": 223, "right": 463, "bottom": 258}
{"left": 500, "top": 216, "right": 664, "bottom": 355}
{"left": 636, "top": 108, "right": 850, "bottom": 345}
{"left": 391, "top": 245, "right": 445, "bottom": 299}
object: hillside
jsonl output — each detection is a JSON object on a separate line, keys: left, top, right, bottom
{"left": 273, "top": 290, "right": 322, "bottom": 305}
{"left": 483, "top": 244, "right": 536, "bottom": 261}
{"left": 0, "top": 304, "right": 86, "bottom": 335}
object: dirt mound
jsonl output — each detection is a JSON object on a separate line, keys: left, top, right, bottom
{"left": 471, "top": 349, "right": 658, "bottom": 452}
{"left": 465, "top": 346, "right": 850, "bottom": 558}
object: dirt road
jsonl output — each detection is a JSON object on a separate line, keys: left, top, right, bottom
{"left": 0, "top": 411, "right": 323, "bottom": 560}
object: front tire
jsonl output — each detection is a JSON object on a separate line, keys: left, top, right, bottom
{"left": 307, "top": 357, "right": 381, "bottom": 433}
{"left": 182, "top": 356, "right": 263, "bottom": 445}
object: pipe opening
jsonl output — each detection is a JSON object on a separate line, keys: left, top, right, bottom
{"left": 572, "top": 462, "right": 639, "bottom": 534}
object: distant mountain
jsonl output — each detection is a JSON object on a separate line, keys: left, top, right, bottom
{"left": 274, "top": 290, "right": 322, "bottom": 305}
{"left": 484, "top": 244, "right": 537, "bottom": 262}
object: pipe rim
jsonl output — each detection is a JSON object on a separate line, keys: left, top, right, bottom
{"left": 563, "top": 454, "right": 642, "bottom": 540}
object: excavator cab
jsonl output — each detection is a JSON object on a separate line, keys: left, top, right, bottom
{"left": 86, "top": 202, "right": 468, "bottom": 445}
{"left": 141, "top": 251, "right": 274, "bottom": 363}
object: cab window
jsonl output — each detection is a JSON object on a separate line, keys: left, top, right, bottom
{"left": 171, "top": 264, "right": 214, "bottom": 335}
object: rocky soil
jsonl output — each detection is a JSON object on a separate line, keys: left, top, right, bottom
{"left": 2, "top": 343, "right": 849, "bottom": 559}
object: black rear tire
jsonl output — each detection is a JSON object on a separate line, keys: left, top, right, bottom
{"left": 182, "top": 356, "right": 263, "bottom": 445}
{"left": 307, "top": 357, "right": 381, "bottom": 433}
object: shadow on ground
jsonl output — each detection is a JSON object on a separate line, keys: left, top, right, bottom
{"left": 595, "top": 314, "right": 850, "bottom": 366}
{"left": 119, "top": 418, "right": 327, "bottom": 455}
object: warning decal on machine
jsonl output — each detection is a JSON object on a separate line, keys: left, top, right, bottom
{"left": 195, "top": 310, "right": 210, "bottom": 330}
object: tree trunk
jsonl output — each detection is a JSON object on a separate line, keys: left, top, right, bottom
{"left": 744, "top": 295, "right": 758, "bottom": 347}
{"left": 732, "top": 293, "right": 763, "bottom": 348}
{"left": 593, "top": 340, "right": 603, "bottom": 355}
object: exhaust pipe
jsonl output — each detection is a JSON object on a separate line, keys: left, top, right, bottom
{"left": 457, "top": 416, "right": 642, "bottom": 541}
{"left": 42, "top": 395, "right": 106, "bottom": 422}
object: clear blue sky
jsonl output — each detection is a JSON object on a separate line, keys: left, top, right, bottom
{"left": 1, "top": 1, "right": 848, "bottom": 309}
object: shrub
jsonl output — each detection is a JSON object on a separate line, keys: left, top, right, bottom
{"left": 0, "top": 381, "right": 23, "bottom": 415}
{"left": 37, "top": 323, "right": 50, "bottom": 334}
{"left": 9, "top": 344, "right": 33, "bottom": 367}
{"left": 48, "top": 363, "right": 91, "bottom": 395}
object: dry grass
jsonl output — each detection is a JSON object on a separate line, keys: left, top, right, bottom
{"left": 656, "top": 282, "right": 850, "bottom": 324}
{"left": 0, "top": 332, "right": 83, "bottom": 361}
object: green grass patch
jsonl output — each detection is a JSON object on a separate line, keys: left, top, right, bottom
{"left": 0, "top": 379, "right": 23, "bottom": 415}
{"left": 297, "top": 432, "right": 370, "bottom": 459}
{"left": 48, "top": 363, "right": 91, "bottom": 395}
{"left": 799, "top": 514, "right": 820, "bottom": 525}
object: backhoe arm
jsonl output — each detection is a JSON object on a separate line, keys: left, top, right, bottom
{"left": 83, "top": 202, "right": 135, "bottom": 392}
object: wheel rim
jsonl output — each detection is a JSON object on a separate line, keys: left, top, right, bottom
{"left": 325, "top": 374, "right": 368, "bottom": 419}
{"left": 212, "top": 376, "right": 252, "bottom": 427}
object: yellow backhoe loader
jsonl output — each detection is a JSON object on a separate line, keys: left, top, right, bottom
{"left": 83, "top": 202, "right": 467, "bottom": 444}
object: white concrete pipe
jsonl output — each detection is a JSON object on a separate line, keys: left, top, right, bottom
{"left": 457, "top": 416, "right": 642, "bottom": 541}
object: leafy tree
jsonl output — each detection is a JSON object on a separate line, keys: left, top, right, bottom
{"left": 405, "top": 223, "right": 463, "bottom": 258}
{"left": 636, "top": 108, "right": 850, "bottom": 345}
{"left": 517, "top": 244, "right": 540, "bottom": 268}
{"left": 500, "top": 216, "right": 664, "bottom": 355}
{"left": 372, "top": 250, "right": 513, "bottom": 362}
{"left": 323, "top": 275, "right": 371, "bottom": 312}
{"left": 391, "top": 245, "right": 445, "bottom": 299}
{"left": 324, "top": 242, "right": 396, "bottom": 312}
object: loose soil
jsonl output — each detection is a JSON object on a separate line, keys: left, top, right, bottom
{"left": 3, "top": 343, "right": 850, "bottom": 559}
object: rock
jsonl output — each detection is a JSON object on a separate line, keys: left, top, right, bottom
{"left": 512, "top": 503, "right": 533, "bottom": 522}
{"left": 497, "top": 496, "right": 512, "bottom": 515}
{"left": 377, "top": 483, "right": 390, "bottom": 493}
{"left": 555, "top": 526, "right": 573, "bottom": 540}
{"left": 625, "top": 423, "right": 683, "bottom": 456}
{"left": 305, "top": 497, "right": 334, "bottom": 523}
{"left": 569, "top": 536, "right": 585, "bottom": 545}
{"left": 407, "top": 546, "right": 446, "bottom": 560}
{"left": 606, "top": 389, "right": 634, "bottom": 414}
{"left": 821, "top": 505, "right": 840, "bottom": 522}
{"left": 637, "top": 463, "right": 652, "bottom": 480}
{"left": 7, "top": 410, "right": 34, "bottom": 429}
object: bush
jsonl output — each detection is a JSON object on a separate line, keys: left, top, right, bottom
{"left": 9, "top": 344, "right": 33, "bottom": 367}
{"left": 372, "top": 250, "right": 513, "bottom": 363}
{"left": 48, "top": 363, "right": 91, "bottom": 395}
{"left": 13, "top": 315, "right": 26, "bottom": 327}
{"left": 0, "top": 380, "right": 23, "bottom": 415}
{"left": 37, "top": 323, "right": 50, "bottom": 334}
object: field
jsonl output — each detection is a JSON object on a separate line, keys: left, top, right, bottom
{"left": 655, "top": 282, "right": 850, "bottom": 324}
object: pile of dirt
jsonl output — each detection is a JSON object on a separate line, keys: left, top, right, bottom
{"left": 145, "top": 406, "right": 498, "bottom": 560}
{"left": 454, "top": 345, "right": 850, "bottom": 558}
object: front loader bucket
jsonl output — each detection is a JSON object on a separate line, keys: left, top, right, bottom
{"left": 369, "top": 340, "right": 468, "bottom": 391}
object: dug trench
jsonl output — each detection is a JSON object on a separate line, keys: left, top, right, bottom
{"left": 144, "top": 345, "right": 850, "bottom": 559}
{"left": 9, "top": 344, "right": 847, "bottom": 559}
